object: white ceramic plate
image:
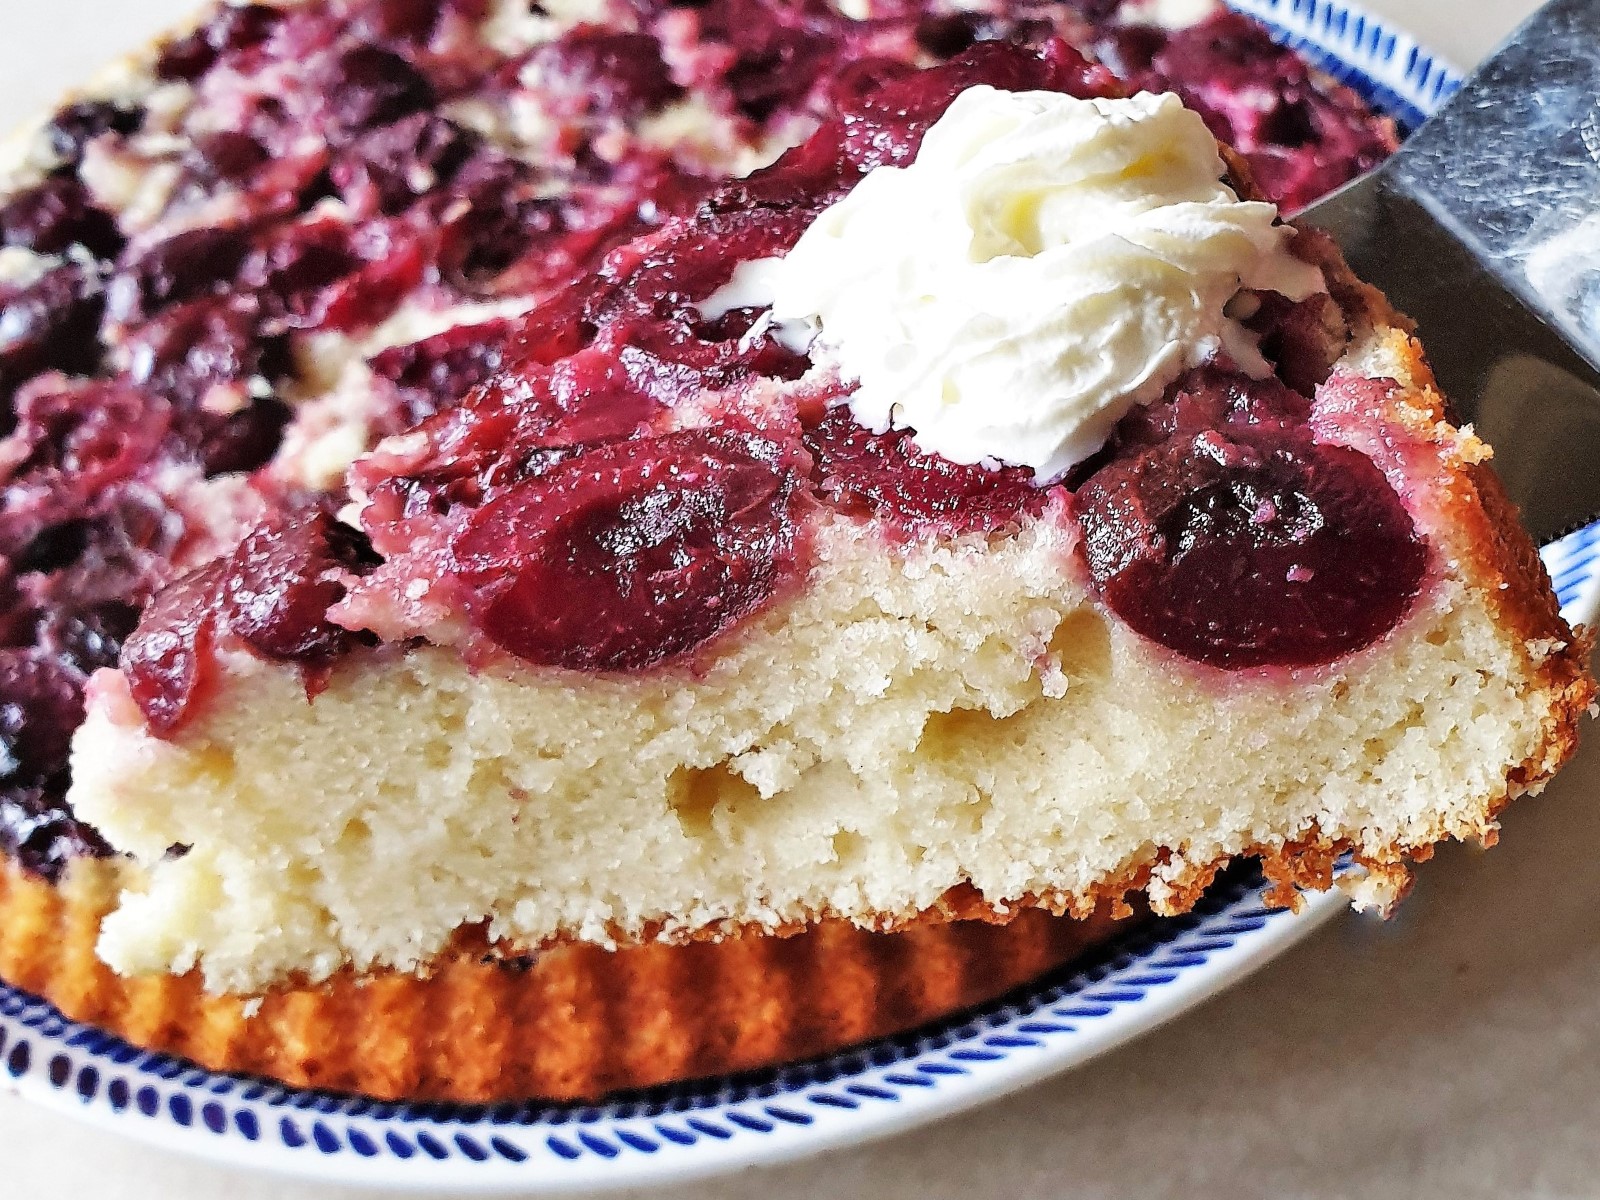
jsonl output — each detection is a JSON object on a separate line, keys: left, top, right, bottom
{"left": 5, "top": 5, "right": 1587, "bottom": 1192}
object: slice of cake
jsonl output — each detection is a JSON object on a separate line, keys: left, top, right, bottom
{"left": 61, "top": 41, "right": 1594, "bottom": 996}
{"left": 0, "top": 0, "right": 1586, "bottom": 1100}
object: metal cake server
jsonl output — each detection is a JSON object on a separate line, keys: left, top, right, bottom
{"left": 1298, "top": 0, "right": 1600, "bottom": 546}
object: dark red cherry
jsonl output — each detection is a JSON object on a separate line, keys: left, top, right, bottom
{"left": 44, "top": 100, "right": 142, "bottom": 165}
{"left": 155, "top": 4, "right": 284, "bottom": 81}
{"left": 36, "top": 600, "right": 140, "bottom": 677}
{"left": 108, "top": 225, "right": 251, "bottom": 321}
{"left": 529, "top": 27, "right": 683, "bottom": 120}
{"left": 120, "top": 559, "right": 224, "bottom": 736}
{"left": 839, "top": 39, "right": 1119, "bottom": 172}
{"left": 186, "top": 130, "right": 272, "bottom": 186}
{"left": 352, "top": 0, "right": 444, "bottom": 41}
{"left": 0, "top": 650, "right": 84, "bottom": 786}
{"left": 804, "top": 407, "right": 1046, "bottom": 534}
{"left": 122, "top": 508, "right": 376, "bottom": 732}
{"left": 238, "top": 218, "right": 363, "bottom": 330}
{"left": 0, "top": 382, "right": 171, "bottom": 558}
{"left": 366, "top": 317, "right": 516, "bottom": 426}
{"left": 123, "top": 295, "right": 288, "bottom": 405}
{"left": 0, "top": 176, "right": 123, "bottom": 258}
{"left": 220, "top": 509, "right": 371, "bottom": 662}
{"left": 318, "top": 45, "right": 436, "bottom": 144}
{"left": 1075, "top": 421, "right": 1426, "bottom": 670}
{"left": 450, "top": 429, "right": 805, "bottom": 670}
{"left": 0, "top": 263, "right": 106, "bottom": 394}
{"left": 329, "top": 113, "right": 477, "bottom": 216}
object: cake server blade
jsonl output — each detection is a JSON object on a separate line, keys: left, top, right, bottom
{"left": 1297, "top": 0, "right": 1600, "bottom": 547}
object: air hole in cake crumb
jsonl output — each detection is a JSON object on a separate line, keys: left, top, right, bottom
{"left": 666, "top": 763, "right": 759, "bottom": 836}
{"left": 919, "top": 706, "right": 1031, "bottom": 762}
{"left": 830, "top": 829, "right": 866, "bottom": 865}
{"left": 1358, "top": 700, "right": 1428, "bottom": 769}
{"left": 422, "top": 731, "right": 455, "bottom": 772}
{"left": 1047, "top": 609, "right": 1113, "bottom": 686}
{"left": 335, "top": 818, "right": 373, "bottom": 855}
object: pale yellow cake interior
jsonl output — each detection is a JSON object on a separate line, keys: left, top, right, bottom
{"left": 70, "top": 488, "right": 1573, "bottom": 993}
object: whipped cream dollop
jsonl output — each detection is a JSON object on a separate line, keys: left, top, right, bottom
{"left": 707, "top": 86, "right": 1324, "bottom": 480}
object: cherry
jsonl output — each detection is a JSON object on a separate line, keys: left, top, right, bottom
{"left": 912, "top": 13, "right": 989, "bottom": 59}
{"left": 12, "top": 490, "right": 182, "bottom": 598}
{"left": 1098, "top": 365, "right": 1311, "bottom": 460}
{"left": 120, "top": 559, "right": 223, "bottom": 736}
{"left": 183, "top": 395, "right": 294, "bottom": 477}
{"left": 1074, "top": 371, "right": 1425, "bottom": 670}
{"left": 239, "top": 218, "right": 363, "bottom": 330}
{"left": 450, "top": 429, "right": 805, "bottom": 670}
{"left": 220, "top": 508, "right": 372, "bottom": 662}
{"left": 44, "top": 101, "right": 142, "bottom": 166}
{"left": 329, "top": 113, "right": 477, "bottom": 216}
{"left": 123, "top": 296, "right": 282, "bottom": 401}
{"left": 1112, "top": 12, "right": 1393, "bottom": 212}
{"left": 839, "top": 39, "right": 1118, "bottom": 172}
{"left": 0, "top": 785, "right": 112, "bottom": 881}
{"left": 154, "top": 4, "right": 284, "bottom": 81}
{"left": 367, "top": 317, "right": 516, "bottom": 427}
{"left": 0, "top": 650, "right": 84, "bottom": 786}
{"left": 359, "top": 344, "right": 662, "bottom": 519}
{"left": 121, "top": 507, "right": 376, "bottom": 733}
{"left": 36, "top": 600, "right": 140, "bottom": 677}
{"left": 436, "top": 180, "right": 571, "bottom": 293}
{"left": 0, "top": 381, "right": 171, "bottom": 556}
{"left": 0, "top": 176, "right": 123, "bottom": 259}
{"left": 530, "top": 27, "right": 683, "bottom": 120}
{"left": 108, "top": 226, "right": 251, "bottom": 321}
{"left": 186, "top": 130, "right": 273, "bottom": 186}
{"left": 696, "top": 0, "right": 837, "bottom": 122}
{"left": 0, "top": 263, "right": 106, "bottom": 397}
{"left": 804, "top": 407, "right": 1047, "bottom": 534}
{"left": 351, "top": 0, "right": 444, "bottom": 42}
{"left": 318, "top": 45, "right": 436, "bottom": 144}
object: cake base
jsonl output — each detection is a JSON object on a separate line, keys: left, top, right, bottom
{"left": 0, "top": 858, "right": 1123, "bottom": 1102}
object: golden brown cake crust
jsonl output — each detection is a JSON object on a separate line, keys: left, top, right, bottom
{"left": 0, "top": 858, "right": 1123, "bottom": 1102}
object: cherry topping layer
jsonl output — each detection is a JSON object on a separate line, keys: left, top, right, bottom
{"left": 1074, "top": 370, "right": 1426, "bottom": 670}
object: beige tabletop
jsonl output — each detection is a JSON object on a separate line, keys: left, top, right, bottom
{"left": 2, "top": 1, "right": 1590, "bottom": 1197}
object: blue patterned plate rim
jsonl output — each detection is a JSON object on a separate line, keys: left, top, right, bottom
{"left": 4, "top": 6, "right": 1590, "bottom": 1193}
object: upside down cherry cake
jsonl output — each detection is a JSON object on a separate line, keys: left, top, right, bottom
{"left": 0, "top": 0, "right": 1589, "bottom": 1100}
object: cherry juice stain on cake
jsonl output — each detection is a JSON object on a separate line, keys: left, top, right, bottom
{"left": 0, "top": 0, "right": 1405, "bottom": 872}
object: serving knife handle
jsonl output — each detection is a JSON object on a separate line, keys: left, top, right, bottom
{"left": 1392, "top": 0, "right": 1600, "bottom": 364}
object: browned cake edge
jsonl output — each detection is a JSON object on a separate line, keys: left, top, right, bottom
{"left": 0, "top": 857, "right": 1127, "bottom": 1102}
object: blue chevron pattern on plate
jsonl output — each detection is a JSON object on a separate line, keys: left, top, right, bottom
{"left": 4, "top": 6, "right": 1592, "bottom": 1193}
{"left": 1225, "top": 0, "right": 1462, "bottom": 130}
